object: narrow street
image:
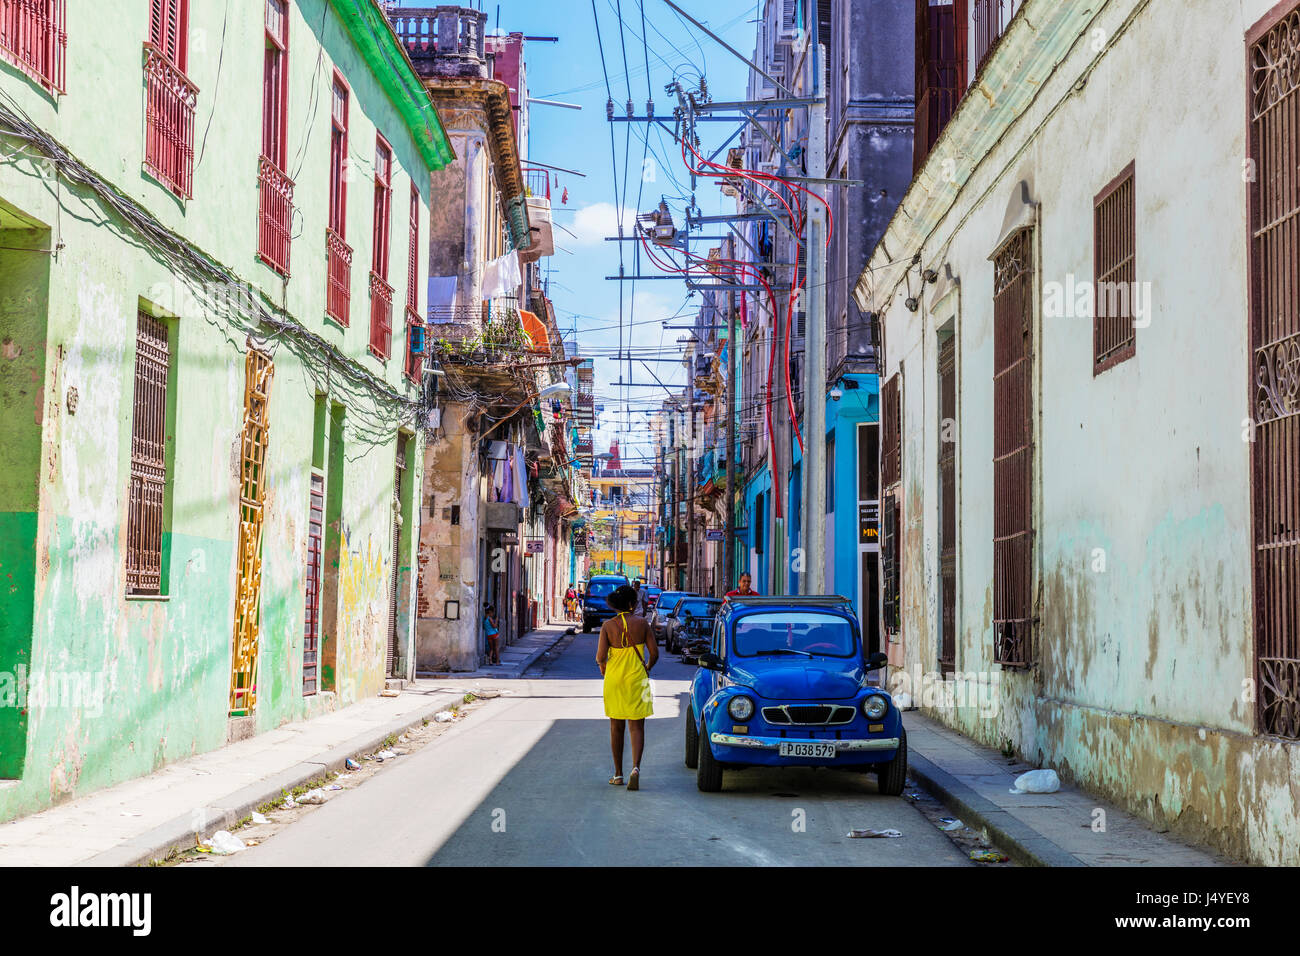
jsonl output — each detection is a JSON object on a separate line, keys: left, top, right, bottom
{"left": 217, "top": 632, "right": 970, "bottom": 867}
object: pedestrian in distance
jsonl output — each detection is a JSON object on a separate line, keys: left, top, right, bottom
{"left": 483, "top": 603, "right": 501, "bottom": 666}
{"left": 725, "top": 572, "right": 759, "bottom": 599}
{"left": 564, "top": 583, "right": 578, "bottom": 621}
{"left": 596, "top": 584, "right": 658, "bottom": 790}
{"left": 632, "top": 578, "right": 646, "bottom": 617}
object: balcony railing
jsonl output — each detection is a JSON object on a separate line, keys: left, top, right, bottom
{"left": 326, "top": 228, "right": 352, "bottom": 325}
{"left": 0, "top": 0, "right": 66, "bottom": 92}
{"left": 389, "top": 6, "right": 488, "bottom": 78}
{"left": 971, "top": 0, "right": 1009, "bottom": 74}
{"left": 257, "top": 156, "right": 294, "bottom": 276}
{"left": 369, "top": 271, "right": 395, "bottom": 359}
{"left": 142, "top": 42, "right": 198, "bottom": 199}
{"left": 523, "top": 166, "right": 551, "bottom": 201}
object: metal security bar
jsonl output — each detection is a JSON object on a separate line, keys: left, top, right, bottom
{"left": 938, "top": 334, "right": 957, "bottom": 675}
{"left": 230, "top": 348, "right": 274, "bottom": 716}
{"left": 126, "top": 312, "right": 169, "bottom": 595}
{"left": 914, "top": 0, "right": 966, "bottom": 172}
{"left": 303, "top": 472, "right": 323, "bottom": 696}
{"left": 0, "top": 0, "right": 66, "bottom": 92}
{"left": 880, "top": 373, "right": 901, "bottom": 489}
{"left": 971, "top": 0, "right": 1008, "bottom": 74}
{"left": 992, "top": 229, "right": 1034, "bottom": 667}
{"left": 1248, "top": 3, "right": 1300, "bottom": 739}
{"left": 369, "top": 271, "right": 394, "bottom": 359}
{"left": 326, "top": 228, "right": 352, "bottom": 325}
{"left": 257, "top": 156, "right": 294, "bottom": 275}
{"left": 142, "top": 42, "right": 196, "bottom": 199}
{"left": 1094, "top": 161, "right": 1135, "bottom": 372}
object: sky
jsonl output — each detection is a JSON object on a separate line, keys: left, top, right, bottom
{"left": 391, "top": 0, "right": 761, "bottom": 469}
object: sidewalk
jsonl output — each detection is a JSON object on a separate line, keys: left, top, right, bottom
{"left": 0, "top": 624, "right": 569, "bottom": 868}
{"left": 415, "top": 621, "right": 573, "bottom": 679}
{"left": 904, "top": 711, "right": 1229, "bottom": 866}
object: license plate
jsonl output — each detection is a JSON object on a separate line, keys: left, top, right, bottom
{"left": 778, "top": 741, "right": 837, "bottom": 759}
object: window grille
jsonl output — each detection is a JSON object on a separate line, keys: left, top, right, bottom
{"left": 126, "top": 312, "right": 169, "bottom": 595}
{"left": 0, "top": 0, "right": 66, "bottom": 92}
{"left": 1093, "top": 161, "right": 1136, "bottom": 372}
{"left": 1248, "top": 2, "right": 1300, "bottom": 739}
{"left": 992, "top": 228, "right": 1034, "bottom": 667}
{"left": 143, "top": 0, "right": 195, "bottom": 198}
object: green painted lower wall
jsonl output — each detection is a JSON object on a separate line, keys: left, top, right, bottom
{"left": 0, "top": 511, "right": 35, "bottom": 779}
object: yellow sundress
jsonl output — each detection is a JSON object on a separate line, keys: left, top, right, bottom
{"left": 603, "top": 612, "right": 654, "bottom": 720}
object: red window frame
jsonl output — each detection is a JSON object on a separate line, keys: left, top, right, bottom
{"left": 257, "top": 0, "right": 293, "bottom": 275}
{"left": 369, "top": 134, "right": 394, "bottom": 359}
{"left": 372, "top": 135, "right": 393, "bottom": 280}
{"left": 149, "top": 0, "right": 187, "bottom": 71}
{"left": 329, "top": 72, "right": 349, "bottom": 237}
{"left": 405, "top": 184, "right": 423, "bottom": 381}
{"left": 325, "top": 72, "right": 351, "bottom": 325}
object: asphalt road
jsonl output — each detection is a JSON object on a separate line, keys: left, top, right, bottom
{"left": 220, "top": 628, "right": 971, "bottom": 866}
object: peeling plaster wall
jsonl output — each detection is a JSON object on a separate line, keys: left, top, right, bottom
{"left": 416, "top": 399, "right": 482, "bottom": 671}
{"left": 0, "top": 0, "right": 430, "bottom": 822}
{"left": 873, "top": 0, "right": 1297, "bottom": 863}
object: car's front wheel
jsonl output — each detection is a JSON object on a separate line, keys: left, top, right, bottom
{"left": 876, "top": 726, "right": 908, "bottom": 796}
{"left": 697, "top": 726, "right": 723, "bottom": 792}
{"left": 684, "top": 705, "right": 699, "bottom": 769}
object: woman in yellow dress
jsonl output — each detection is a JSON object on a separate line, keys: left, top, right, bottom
{"left": 596, "top": 584, "right": 658, "bottom": 790}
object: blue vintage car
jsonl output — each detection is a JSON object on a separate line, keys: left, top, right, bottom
{"left": 686, "top": 595, "right": 906, "bottom": 794}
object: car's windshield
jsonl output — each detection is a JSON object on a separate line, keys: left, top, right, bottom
{"left": 658, "top": 594, "right": 688, "bottom": 614}
{"left": 732, "top": 611, "right": 857, "bottom": 657}
{"left": 675, "top": 599, "right": 720, "bottom": 618}
{"left": 586, "top": 580, "right": 622, "bottom": 597}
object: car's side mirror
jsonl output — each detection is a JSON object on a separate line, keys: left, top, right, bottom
{"left": 698, "top": 651, "right": 723, "bottom": 671}
{"left": 865, "top": 651, "right": 888, "bottom": 671}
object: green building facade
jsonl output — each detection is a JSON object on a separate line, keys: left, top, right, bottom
{"left": 0, "top": 0, "right": 450, "bottom": 821}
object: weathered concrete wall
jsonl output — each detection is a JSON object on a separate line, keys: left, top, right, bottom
{"left": 0, "top": 0, "right": 431, "bottom": 821}
{"left": 872, "top": 0, "right": 1298, "bottom": 864}
{"left": 416, "top": 399, "right": 482, "bottom": 671}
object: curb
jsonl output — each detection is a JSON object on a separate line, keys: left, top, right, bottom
{"left": 907, "top": 751, "right": 1086, "bottom": 868}
{"left": 81, "top": 689, "right": 468, "bottom": 868}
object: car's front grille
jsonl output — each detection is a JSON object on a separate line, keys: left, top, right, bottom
{"left": 762, "top": 704, "right": 857, "bottom": 725}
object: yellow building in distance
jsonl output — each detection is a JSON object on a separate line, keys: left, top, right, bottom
{"left": 583, "top": 442, "right": 658, "bottom": 583}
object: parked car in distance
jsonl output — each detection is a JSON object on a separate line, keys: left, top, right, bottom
{"left": 649, "top": 591, "right": 698, "bottom": 641}
{"left": 582, "top": 574, "right": 631, "bottom": 632}
{"left": 686, "top": 595, "right": 905, "bottom": 795}
{"left": 668, "top": 597, "right": 723, "bottom": 658}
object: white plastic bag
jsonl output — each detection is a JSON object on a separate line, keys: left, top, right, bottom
{"left": 208, "top": 830, "right": 246, "bottom": 855}
{"left": 1011, "top": 769, "right": 1060, "bottom": 793}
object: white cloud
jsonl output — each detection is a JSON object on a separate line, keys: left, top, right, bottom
{"left": 558, "top": 202, "right": 639, "bottom": 246}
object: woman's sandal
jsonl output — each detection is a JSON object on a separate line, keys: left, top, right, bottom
{"left": 608, "top": 775, "right": 624, "bottom": 786}
{"left": 627, "top": 768, "right": 640, "bottom": 791}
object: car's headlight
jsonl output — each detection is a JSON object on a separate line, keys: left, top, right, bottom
{"left": 862, "top": 694, "right": 889, "bottom": 720}
{"left": 728, "top": 696, "right": 755, "bottom": 721}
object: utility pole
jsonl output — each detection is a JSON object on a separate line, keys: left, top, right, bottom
{"left": 725, "top": 277, "right": 737, "bottom": 593}
{"left": 803, "top": 21, "right": 828, "bottom": 596}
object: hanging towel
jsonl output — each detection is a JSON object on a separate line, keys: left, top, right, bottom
{"left": 427, "top": 275, "right": 458, "bottom": 319}
{"left": 514, "top": 447, "right": 528, "bottom": 510}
